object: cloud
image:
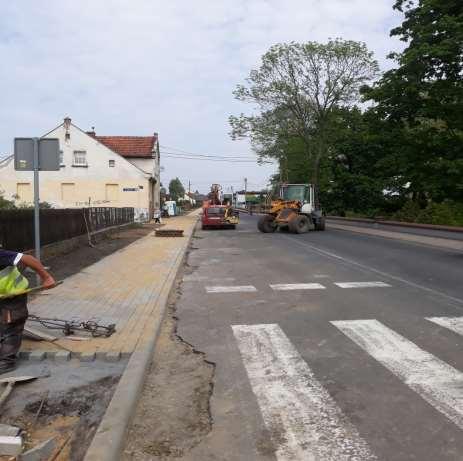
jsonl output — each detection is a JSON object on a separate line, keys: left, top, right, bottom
{"left": 0, "top": 0, "right": 403, "bottom": 192}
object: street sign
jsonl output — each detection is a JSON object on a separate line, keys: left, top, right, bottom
{"left": 14, "top": 138, "right": 60, "bottom": 171}
{"left": 13, "top": 137, "right": 60, "bottom": 273}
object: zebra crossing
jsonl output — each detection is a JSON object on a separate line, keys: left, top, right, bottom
{"left": 232, "top": 317, "right": 463, "bottom": 461}
{"left": 205, "top": 281, "right": 392, "bottom": 293}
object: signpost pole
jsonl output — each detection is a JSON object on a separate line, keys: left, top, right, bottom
{"left": 33, "top": 137, "right": 41, "bottom": 273}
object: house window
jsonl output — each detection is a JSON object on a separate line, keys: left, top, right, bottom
{"left": 73, "top": 150, "right": 87, "bottom": 166}
{"left": 59, "top": 150, "right": 64, "bottom": 166}
{"left": 16, "top": 183, "right": 32, "bottom": 202}
{"left": 109, "top": 159, "right": 115, "bottom": 167}
{"left": 61, "top": 183, "right": 75, "bottom": 202}
{"left": 105, "top": 184, "right": 119, "bottom": 201}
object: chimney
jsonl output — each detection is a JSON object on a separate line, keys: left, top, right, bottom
{"left": 64, "top": 117, "right": 71, "bottom": 142}
{"left": 87, "top": 126, "right": 96, "bottom": 137}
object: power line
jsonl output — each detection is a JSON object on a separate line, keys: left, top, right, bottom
{"left": 160, "top": 144, "right": 257, "bottom": 160}
{"left": 162, "top": 152, "right": 263, "bottom": 163}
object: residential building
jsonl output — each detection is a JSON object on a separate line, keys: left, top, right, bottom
{"left": 0, "top": 117, "right": 160, "bottom": 221}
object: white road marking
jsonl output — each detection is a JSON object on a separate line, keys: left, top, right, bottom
{"left": 232, "top": 324, "right": 376, "bottom": 461}
{"left": 426, "top": 316, "right": 463, "bottom": 337}
{"left": 205, "top": 285, "right": 257, "bottom": 293}
{"left": 283, "top": 235, "right": 463, "bottom": 307}
{"left": 332, "top": 319, "right": 463, "bottom": 430}
{"left": 334, "top": 282, "right": 391, "bottom": 288}
{"left": 183, "top": 275, "right": 236, "bottom": 282}
{"left": 270, "top": 283, "right": 326, "bottom": 291}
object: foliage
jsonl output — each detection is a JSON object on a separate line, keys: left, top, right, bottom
{"left": 363, "top": 0, "right": 463, "bottom": 203}
{"left": 0, "top": 191, "right": 16, "bottom": 210}
{"left": 168, "top": 178, "right": 185, "bottom": 202}
{"left": 391, "top": 200, "right": 463, "bottom": 226}
{"left": 230, "top": 39, "right": 379, "bottom": 186}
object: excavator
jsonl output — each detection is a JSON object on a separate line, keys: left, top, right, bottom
{"left": 257, "top": 183, "right": 325, "bottom": 234}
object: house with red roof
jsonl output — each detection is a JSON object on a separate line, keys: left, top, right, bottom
{"left": 0, "top": 117, "right": 160, "bottom": 221}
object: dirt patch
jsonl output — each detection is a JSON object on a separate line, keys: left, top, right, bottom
{"left": 0, "top": 376, "right": 119, "bottom": 461}
{"left": 122, "top": 265, "right": 215, "bottom": 461}
{"left": 41, "top": 223, "right": 157, "bottom": 282}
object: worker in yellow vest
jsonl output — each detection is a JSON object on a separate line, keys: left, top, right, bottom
{"left": 0, "top": 249, "right": 55, "bottom": 374}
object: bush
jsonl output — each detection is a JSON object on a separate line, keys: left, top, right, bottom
{"left": 391, "top": 200, "right": 463, "bottom": 226}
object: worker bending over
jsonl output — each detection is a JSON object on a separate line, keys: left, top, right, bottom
{"left": 0, "top": 250, "right": 55, "bottom": 374}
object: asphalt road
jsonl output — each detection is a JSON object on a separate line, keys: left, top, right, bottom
{"left": 176, "top": 214, "right": 463, "bottom": 461}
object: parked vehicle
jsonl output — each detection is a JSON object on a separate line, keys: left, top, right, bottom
{"left": 201, "top": 184, "right": 239, "bottom": 230}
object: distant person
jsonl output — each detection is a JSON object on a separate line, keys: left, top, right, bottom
{"left": 0, "top": 250, "right": 56, "bottom": 374}
{"left": 153, "top": 208, "right": 162, "bottom": 224}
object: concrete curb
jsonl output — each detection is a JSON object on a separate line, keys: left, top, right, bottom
{"left": 83, "top": 216, "right": 198, "bottom": 461}
{"left": 328, "top": 216, "right": 463, "bottom": 233}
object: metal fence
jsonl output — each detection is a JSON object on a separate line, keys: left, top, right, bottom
{"left": 0, "top": 207, "right": 134, "bottom": 251}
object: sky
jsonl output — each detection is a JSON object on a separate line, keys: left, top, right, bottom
{"left": 0, "top": 1, "right": 403, "bottom": 194}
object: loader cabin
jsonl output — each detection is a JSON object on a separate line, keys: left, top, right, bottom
{"left": 280, "top": 184, "right": 314, "bottom": 207}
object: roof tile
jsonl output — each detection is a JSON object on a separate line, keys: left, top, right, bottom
{"left": 93, "top": 135, "right": 157, "bottom": 158}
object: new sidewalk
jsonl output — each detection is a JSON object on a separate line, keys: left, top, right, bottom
{"left": 22, "top": 211, "right": 199, "bottom": 360}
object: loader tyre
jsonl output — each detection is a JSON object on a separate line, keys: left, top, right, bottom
{"left": 258, "top": 215, "right": 276, "bottom": 233}
{"left": 314, "top": 216, "right": 326, "bottom": 231}
{"left": 289, "top": 215, "right": 310, "bottom": 234}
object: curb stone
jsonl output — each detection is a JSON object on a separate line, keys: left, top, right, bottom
{"left": 84, "top": 216, "right": 198, "bottom": 461}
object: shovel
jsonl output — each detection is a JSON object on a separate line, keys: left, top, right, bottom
{"left": 0, "top": 281, "right": 63, "bottom": 300}
{"left": 0, "top": 375, "right": 39, "bottom": 407}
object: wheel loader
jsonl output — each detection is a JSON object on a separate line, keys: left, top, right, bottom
{"left": 257, "top": 184, "right": 325, "bottom": 234}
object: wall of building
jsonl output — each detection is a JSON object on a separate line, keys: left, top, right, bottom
{"left": 0, "top": 123, "right": 153, "bottom": 220}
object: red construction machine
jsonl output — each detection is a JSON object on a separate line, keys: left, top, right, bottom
{"left": 201, "top": 184, "right": 239, "bottom": 230}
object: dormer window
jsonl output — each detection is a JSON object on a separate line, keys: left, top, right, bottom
{"left": 109, "top": 159, "right": 115, "bottom": 167}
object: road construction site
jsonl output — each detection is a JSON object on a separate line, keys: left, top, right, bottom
{"left": 0, "top": 213, "right": 198, "bottom": 460}
{"left": 2, "top": 209, "right": 463, "bottom": 460}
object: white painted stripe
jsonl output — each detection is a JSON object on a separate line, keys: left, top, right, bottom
{"left": 205, "top": 285, "right": 257, "bottom": 293}
{"left": 232, "top": 324, "right": 376, "bottom": 460}
{"left": 183, "top": 275, "right": 236, "bottom": 282}
{"left": 426, "top": 316, "right": 463, "bottom": 337}
{"left": 270, "top": 283, "right": 326, "bottom": 291}
{"left": 332, "top": 319, "right": 463, "bottom": 430}
{"left": 334, "top": 281, "right": 391, "bottom": 288}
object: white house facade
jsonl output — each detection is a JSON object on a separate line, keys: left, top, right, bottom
{"left": 0, "top": 117, "right": 161, "bottom": 221}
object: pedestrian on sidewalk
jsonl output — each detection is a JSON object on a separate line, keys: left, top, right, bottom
{"left": 0, "top": 250, "right": 55, "bottom": 374}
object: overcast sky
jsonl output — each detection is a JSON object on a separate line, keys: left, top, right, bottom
{"left": 0, "top": 1, "right": 403, "bottom": 193}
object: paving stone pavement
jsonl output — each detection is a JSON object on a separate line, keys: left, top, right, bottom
{"left": 21, "top": 212, "right": 199, "bottom": 361}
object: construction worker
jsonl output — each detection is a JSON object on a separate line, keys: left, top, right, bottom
{"left": 0, "top": 250, "right": 55, "bottom": 374}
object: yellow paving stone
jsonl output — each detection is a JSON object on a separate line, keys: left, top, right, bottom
{"left": 22, "top": 212, "right": 199, "bottom": 357}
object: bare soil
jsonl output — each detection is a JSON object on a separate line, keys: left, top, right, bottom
{"left": 122, "top": 267, "right": 215, "bottom": 461}
{"left": 0, "top": 376, "right": 119, "bottom": 461}
{"left": 42, "top": 223, "right": 158, "bottom": 281}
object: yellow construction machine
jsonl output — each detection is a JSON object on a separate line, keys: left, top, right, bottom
{"left": 257, "top": 184, "right": 325, "bottom": 234}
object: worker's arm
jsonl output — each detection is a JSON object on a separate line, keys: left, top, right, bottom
{"left": 20, "top": 255, "right": 56, "bottom": 289}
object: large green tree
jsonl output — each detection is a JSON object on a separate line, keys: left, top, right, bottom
{"left": 168, "top": 178, "right": 185, "bottom": 202}
{"left": 230, "top": 40, "right": 379, "bottom": 187}
{"left": 364, "top": 0, "right": 463, "bottom": 202}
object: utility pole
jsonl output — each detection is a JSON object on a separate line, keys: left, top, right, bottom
{"left": 244, "top": 177, "right": 248, "bottom": 211}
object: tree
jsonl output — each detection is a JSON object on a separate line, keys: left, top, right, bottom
{"left": 0, "top": 191, "right": 16, "bottom": 209}
{"left": 363, "top": 0, "right": 463, "bottom": 202}
{"left": 230, "top": 40, "right": 379, "bottom": 187}
{"left": 168, "top": 178, "right": 185, "bottom": 202}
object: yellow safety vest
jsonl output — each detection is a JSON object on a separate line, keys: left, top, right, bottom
{"left": 0, "top": 266, "right": 29, "bottom": 296}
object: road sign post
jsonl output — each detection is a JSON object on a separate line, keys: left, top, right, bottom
{"left": 33, "top": 138, "right": 40, "bottom": 263}
{"left": 14, "top": 138, "right": 60, "bottom": 283}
